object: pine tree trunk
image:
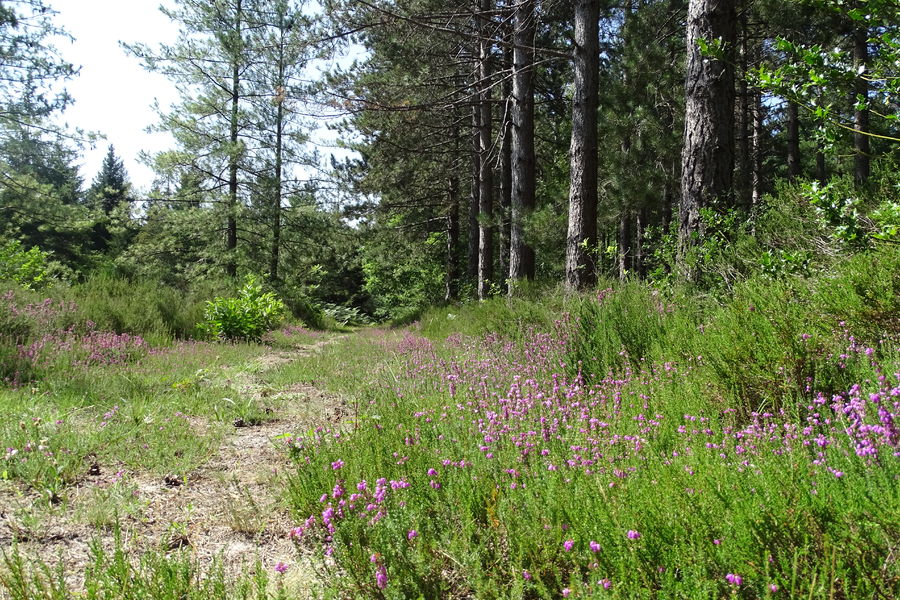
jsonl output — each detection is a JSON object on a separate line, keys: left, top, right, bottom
{"left": 816, "top": 148, "right": 827, "bottom": 185}
{"left": 853, "top": 26, "right": 870, "bottom": 184}
{"left": 786, "top": 101, "right": 801, "bottom": 181}
{"left": 678, "top": 0, "right": 736, "bottom": 279}
{"left": 751, "top": 89, "right": 763, "bottom": 210}
{"left": 509, "top": 0, "right": 537, "bottom": 291}
{"left": 735, "top": 4, "right": 752, "bottom": 208}
{"left": 565, "top": 0, "right": 600, "bottom": 292}
{"left": 269, "top": 26, "right": 285, "bottom": 282}
{"left": 446, "top": 174, "right": 460, "bottom": 302}
{"left": 477, "top": 0, "right": 494, "bottom": 301}
{"left": 618, "top": 211, "right": 632, "bottom": 281}
{"left": 468, "top": 102, "right": 480, "bottom": 283}
{"left": 226, "top": 0, "right": 242, "bottom": 279}
{"left": 499, "top": 68, "right": 512, "bottom": 295}
{"left": 636, "top": 207, "right": 648, "bottom": 279}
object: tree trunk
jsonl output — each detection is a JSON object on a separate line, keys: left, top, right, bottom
{"left": 477, "top": 0, "right": 494, "bottom": 301}
{"left": 735, "top": 3, "right": 752, "bottom": 209}
{"left": 226, "top": 0, "right": 242, "bottom": 279}
{"left": 468, "top": 102, "right": 480, "bottom": 283}
{"left": 678, "top": 0, "right": 736, "bottom": 279}
{"left": 446, "top": 174, "right": 460, "bottom": 302}
{"left": 751, "top": 89, "right": 763, "bottom": 210}
{"left": 636, "top": 207, "right": 648, "bottom": 279}
{"left": 269, "top": 21, "right": 285, "bottom": 282}
{"left": 565, "top": 0, "right": 600, "bottom": 292}
{"left": 853, "top": 26, "right": 870, "bottom": 183}
{"left": 816, "top": 148, "right": 826, "bottom": 185}
{"left": 618, "top": 211, "right": 632, "bottom": 281}
{"left": 786, "top": 101, "right": 801, "bottom": 181}
{"left": 509, "top": 0, "right": 536, "bottom": 291}
{"left": 499, "top": 52, "right": 512, "bottom": 295}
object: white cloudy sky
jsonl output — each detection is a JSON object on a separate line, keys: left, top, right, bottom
{"left": 49, "top": 0, "right": 359, "bottom": 195}
{"left": 49, "top": 0, "right": 181, "bottom": 191}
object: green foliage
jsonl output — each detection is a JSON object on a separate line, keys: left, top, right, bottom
{"left": 804, "top": 180, "right": 868, "bottom": 247}
{"left": 361, "top": 236, "right": 444, "bottom": 323}
{"left": 70, "top": 273, "right": 210, "bottom": 343}
{"left": 754, "top": 0, "right": 898, "bottom": 143}
{"left": 321, "top": 302, "right": 371, "bottom": 327}
{"left": 0, "top": 241, "right": 50, "bottom": 289}
{"left": 201, "top": 277, "right": 286, "bottom": 342}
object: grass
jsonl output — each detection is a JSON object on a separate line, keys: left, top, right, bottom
{"left": 0, "top": 340, "right": 274, "bottom": 500}
{"left": 1, "top": 534, "right": 286, "bottom": 600}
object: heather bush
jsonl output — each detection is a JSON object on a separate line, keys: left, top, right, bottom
{"left": 275, "top": 323, "right": 898, "bottom": 598}
{"left": 71, "top": 273, "right": 211, "bottom": 342}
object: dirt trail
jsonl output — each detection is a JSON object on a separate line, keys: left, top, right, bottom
{"left": 0, "top": 337, "right": 346, "bottom": 594}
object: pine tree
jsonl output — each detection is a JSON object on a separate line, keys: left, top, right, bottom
{"left": 125, "top": 0, "right": 260, "bottom": 278}
{"left": 88, "top": 145, "right": 131, "bottom": 215}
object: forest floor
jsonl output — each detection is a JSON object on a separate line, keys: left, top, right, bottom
{"left": 0, "top": 333, "right": 348, "bottom": 596}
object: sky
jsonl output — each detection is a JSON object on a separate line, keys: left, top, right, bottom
{"left": 48, "top": 0, "right": 359, "bottom": 196}
{"left": 49, "top": 0, "right": 181, "bottom": 192}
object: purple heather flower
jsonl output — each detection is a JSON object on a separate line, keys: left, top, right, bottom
{"left": 331, "top": 459, "right": 344, "bottom": 470}
{"left": 769, "top": 583, "right": 779, "bottom": 593}
{"left": 599, "top": 578, "right": 611, "bottom": 590}
{"left": 626, "top": 530, "right": 641, "bottom": 540}
{"left": 522, "top": 570, "right": 532, "bottom": 580}
{"left": 274, "top": 562, "right": 288, "bottom": 574}
{"left": 375, "top": 564, "right": 388, "bottom": 589}
{"left": 563, "top": 539, "right": 574, "bottom": 551}
{"left": 407, "top": 529, "right": 418, "bottom": 540}
{"left": 589, "top": 540, "right": 601, "bottom": 553}
{"left": 562, "top": 588, "right": 571, "bottom": 598}
{"left": 725, "top": 573, "right": 743, "bottom": 585}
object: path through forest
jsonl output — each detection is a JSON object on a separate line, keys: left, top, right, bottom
{"left": 0, "top": 336, "right": 348, "bottom": 594}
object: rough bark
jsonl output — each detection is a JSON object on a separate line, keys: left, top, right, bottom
{"left": 565, "top": 0, "right": 600, "bottom": 292}
{"left": 476, "top": 0, "right": 494, "bottom": 301}
{"left": 678, "top": 0, "right": 737, "bottom": 278}
{"left": 269, "top": 22, "right": 285, "bottom": 282}
{"left": 509, "top": 0, "right": 536, "bottom": 290}
{"left": 499, "top": 68, "right": 512, "bottom": 295}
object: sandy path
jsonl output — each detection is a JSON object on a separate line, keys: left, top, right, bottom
{"left": 0, "top": 338, "right": 346, "bottom": 595}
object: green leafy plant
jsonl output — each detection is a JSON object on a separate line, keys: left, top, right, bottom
{"left": 201, "top": 276, "right": 286, "bottom": 342}
{"left": 0, "top": 241, "right": 51, "bottom": 289}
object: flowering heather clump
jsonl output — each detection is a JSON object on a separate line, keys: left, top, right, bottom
{"left": 1, "top": 291, "right": 151, "bottom": 386}
{"left": 283, "top": 324, "right": 899, "bottom": 598}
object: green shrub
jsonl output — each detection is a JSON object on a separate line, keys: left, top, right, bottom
{"left": 0, "top": 241, "right": 51, "bottom": 289}
{"left": 71, "top": 273, "right": 208, "bottom": 343}
{"left": 201, "top": 276, "right": 286, "bottom": 342}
